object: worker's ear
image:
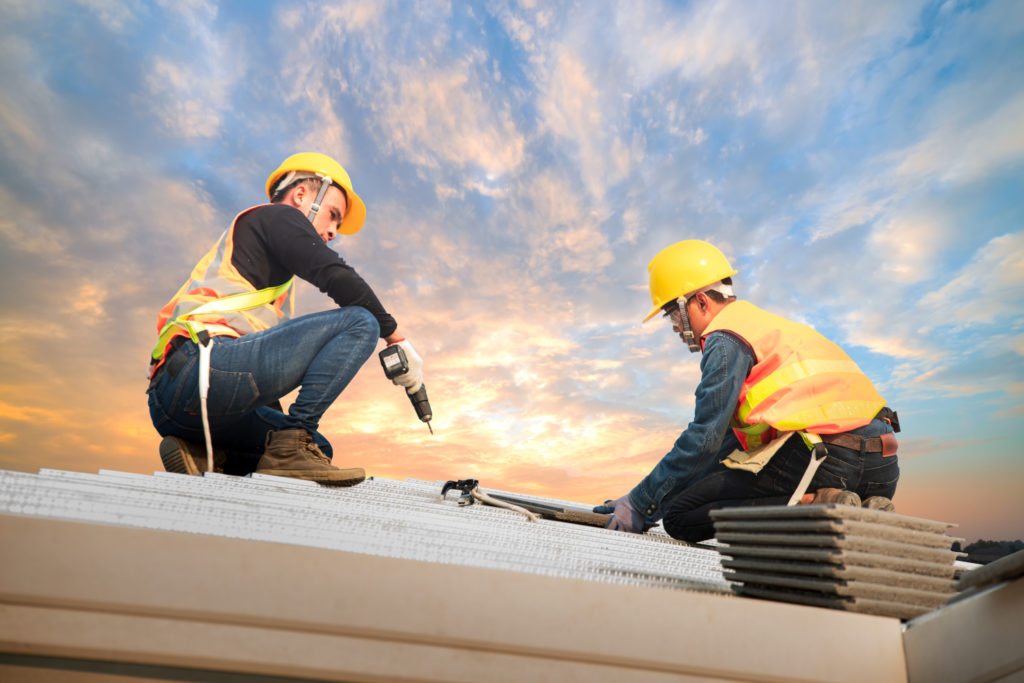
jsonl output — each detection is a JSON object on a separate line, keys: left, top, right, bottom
{"left": 283, "top": 182, "right": 306, "bottom": 208}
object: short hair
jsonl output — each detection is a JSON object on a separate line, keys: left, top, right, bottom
{"left": 270, "top": 176, "right": 324, "bottom": 203}
{"left": 704, "top": 277, "right": 736, "bottom": 304}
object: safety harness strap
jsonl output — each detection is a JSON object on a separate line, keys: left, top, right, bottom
{"left": 787, "top": 433, "right": 825, "bottom": 506}
{"left": 151, "top": 278, "right": 294, "bottom": 361}
{"left": 151, "top": 277, "right": 294, "bottom": 473}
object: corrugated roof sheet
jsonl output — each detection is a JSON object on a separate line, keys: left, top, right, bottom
{"left": 0, "top": 468, "right": 730, "bottom": 594}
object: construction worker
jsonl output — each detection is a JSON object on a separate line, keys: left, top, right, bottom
{"left": 597, "top": 240, "right": 899, "bottom": 540}
{"left": 147, "top": 153, "right": 423, "bottom": 486}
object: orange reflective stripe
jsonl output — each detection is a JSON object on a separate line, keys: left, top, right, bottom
{"left": 739, "top": 359, "right": 864, "bottom": 421}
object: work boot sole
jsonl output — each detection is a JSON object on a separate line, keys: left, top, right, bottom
{"left": 863, "top": 496, "right": 896, "bottom": 512}
{"left": 255, "top": 467, "right": 366, "bottom": 487}
{"left": 159, "top": 436, "right": 224, "bottom": 475}
{"left": 160, "top": 436, "right": 202, "bottom": 476}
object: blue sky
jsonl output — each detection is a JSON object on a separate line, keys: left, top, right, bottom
{"left": 1, "top": 0, "right": 1021, "bottom": 542}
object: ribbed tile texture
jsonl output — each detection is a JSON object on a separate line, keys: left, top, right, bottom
{"left": 710, "top": 504, "right": 963, "bottom": 620}
{"left": 0, "top": 468, "right": 730, "bottom": 594}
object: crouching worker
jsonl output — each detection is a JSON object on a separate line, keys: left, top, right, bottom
{"left": 597, "top": 240, "right": 899, "bottom": 540}
{"left": 147, "top": 153, "right": 424, "bottom": 486}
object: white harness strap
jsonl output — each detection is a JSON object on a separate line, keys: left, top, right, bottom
{"left": 197, "top": 336, "right": 215, "bottom": 473}
{"left": 786, "top": 439, "right": 828, "bottom": 506}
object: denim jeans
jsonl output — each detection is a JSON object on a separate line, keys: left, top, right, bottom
{"left": 148, "top": 307, "right": 380, "bottom": 473}
{"left": 661, "top": 419, "right": 900, "bottom": 542}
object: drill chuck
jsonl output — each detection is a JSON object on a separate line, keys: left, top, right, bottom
{"left": 407, "top": 384, "right": 433, "bottom": 433}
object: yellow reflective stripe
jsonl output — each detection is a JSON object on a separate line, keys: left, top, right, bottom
{"left": 151, "top": 278, "right": 293, "bottom": 360}
{"left": 733, "top": 420, "right": 771, "bottom": 436}
{"left": 175, "top": 278, "right": 293, "bottom": 320}
{"left": 771, "top": 400, "right": 885, "bottom": 431}
{"left": 799, "top": 431, "right": 822, "bottom": 449}
{"left": 738, "top": 359, "right": 864, "bottom": 422}
{"left": 730, "top": 419, "right": 772, "bottom": 448}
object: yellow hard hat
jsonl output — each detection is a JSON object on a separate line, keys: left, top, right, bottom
{"left": 265, "top": 152, "right": 367, "bottom": 235}
{"left": 643, "top": 240, "right": 737, "bottom": 322}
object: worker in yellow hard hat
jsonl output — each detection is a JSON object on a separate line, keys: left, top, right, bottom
{"left": 146, "top": 152, "right": 424, "bottom": 485}
{"left": 596, "top": 240, "right": 900, "bottom": 539}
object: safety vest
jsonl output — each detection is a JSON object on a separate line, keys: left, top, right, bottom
{"left": 701, "top": 301, "right": 885, "bottom": 450}
{"left": 150, "top": 205, "right": 294, "bottom": 370}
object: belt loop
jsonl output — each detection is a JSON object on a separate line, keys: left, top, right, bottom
{"left": 859, "top": 437, "right": 867, "bottom": 458}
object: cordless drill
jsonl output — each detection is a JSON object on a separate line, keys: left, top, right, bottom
{"left": 379, "top": 345, "right": 433, "bottom": 434}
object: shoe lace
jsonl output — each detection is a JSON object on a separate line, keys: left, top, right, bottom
{"left": 303, "top": 440, "right": 331, "bottom": 465}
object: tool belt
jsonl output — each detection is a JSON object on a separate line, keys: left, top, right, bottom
{"left": 820, "top": 431, "right": 898, "bottom": 457}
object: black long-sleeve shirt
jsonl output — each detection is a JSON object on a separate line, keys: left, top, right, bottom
{"left": 230, "top": 203, "right": 397, "bottom": 338}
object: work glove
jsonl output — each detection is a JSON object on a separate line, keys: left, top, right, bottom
{"left": 388, "top": 339, "right": 424, "bottom": 394}
{"left": 594, "top": 494, "right": 651, "bottom": 534}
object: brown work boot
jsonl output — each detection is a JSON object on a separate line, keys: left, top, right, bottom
{"left": 159, "top": 436, "right": 225, "bottom": 475}
{"left": 255, "top": 429, "right": 365, "bottom": 487}
{"left": 804, "top": 488, "right": 862, "bottom": 507}
{"left": 862, "top": 496, "right": 895, "bottom": 512}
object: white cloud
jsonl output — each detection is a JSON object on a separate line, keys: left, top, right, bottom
{"left": 897, "top": 95, "right": 1024, "bottom": 186}
{"left": 920, "top": 232, "right": 1024, "bottom": 329}
{"left": 145, "top": 58, "right": 223, "bottom": 139}
{"left": 73, "top": 0, "right": 143, "bottom": 32}
{"left": 280, "top": 2, "right": 526, "bottom": 196}
{"left": 517, "top": 169, "right": 614, "bottom": 274}
{"left": 867, "top": 210, "right": 954, "bottom": 284}
{"left": 141, "top": 3, "right": 245, "bottom": 141}
{"left": 379, "top": 63, "right": 526, "bottom": 176}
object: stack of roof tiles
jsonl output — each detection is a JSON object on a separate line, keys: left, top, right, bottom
{"left": 710, "top": 504, "right": 963, "bottom": 619}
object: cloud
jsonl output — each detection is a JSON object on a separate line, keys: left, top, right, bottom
{"left": 377, "top": 64, "right": 526, "bottom": 176}
{"left": 278, "top": 1, "right": 526, "bottom": 201}
{"left": 145, "top": 58, "right": 224, "bottom": 139}
{"left": 141, "top": 2, "right": 248, "bottom": 141}
{"left": 0, "top": 401, "right": 72, "bottom": 426}
{"left": 896, "top": 95, "right": 1024, "bottom": 186}
{"left": 73, "top": 0, "right": 143, "bottom": 32}
{"left": 919, "top": 232, "right": 1024, "bottom": 329}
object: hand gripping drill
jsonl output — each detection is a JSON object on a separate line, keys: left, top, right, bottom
{"left": 378, "top": 344, "right": 434, "bottom": 434}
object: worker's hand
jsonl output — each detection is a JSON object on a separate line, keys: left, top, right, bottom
{"left": 597, "top": 494, "right": 649, "bottom": 534}
{"left": 388, "top": 339, "right": 424, "bottom": 394}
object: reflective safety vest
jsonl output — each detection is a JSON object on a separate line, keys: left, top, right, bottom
{"left": 150, "top": 205, "right": 295, "bottom": 371}
{"left": 700, "top": 301, "right": 886, "bottom": 450}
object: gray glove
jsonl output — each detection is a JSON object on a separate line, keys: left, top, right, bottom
{"left": 597, "top": 494, "right": 649, "bottom": 534}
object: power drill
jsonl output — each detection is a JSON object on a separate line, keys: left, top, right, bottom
{"left": 378, "top": 344, "right": 433, "bottom": 434}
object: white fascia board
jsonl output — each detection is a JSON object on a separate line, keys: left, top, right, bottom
{"left": 0, "top": 515, "right": 907, "bottom": 683}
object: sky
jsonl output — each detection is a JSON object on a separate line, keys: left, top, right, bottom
{"left": 1, "top": 0, "right": 1021, "bottom": 544}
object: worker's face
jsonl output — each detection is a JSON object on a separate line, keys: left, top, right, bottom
{"left": 292, "top": 183, "right": 348, "bottom": 242}
{"left": 666, "top": 293, "right": 712, "bottom": 350}
{"left": 686, "top": 293, "right": 715, "bottom": 338}
{"left": 309, "top": 185, "right": 348, "bottom": 243}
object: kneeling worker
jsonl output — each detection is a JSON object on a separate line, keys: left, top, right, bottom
{"left": 599, "top": 240, "right": 899, "bottom": 540}
{"left": 147, "top": 153, "right": 423, "bottom": 485}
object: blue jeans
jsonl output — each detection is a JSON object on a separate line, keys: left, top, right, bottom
{"left": 148, "top": 307, "right": 379, "bottom": 473}
{"left": 661, "top": 420, "right": 900, "bottom": 542}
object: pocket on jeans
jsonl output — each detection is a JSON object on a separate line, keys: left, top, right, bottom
{"left": 861, "top": 468, "right": 900, "bottom": 500}
{"left": 193, "top": 368, "right": 260, "bottom": 417}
